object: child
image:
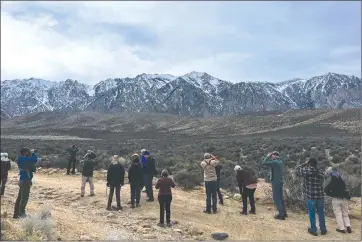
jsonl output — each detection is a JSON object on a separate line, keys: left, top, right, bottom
{"left": 155, "top": 169, "right": 175, "bottom": 227}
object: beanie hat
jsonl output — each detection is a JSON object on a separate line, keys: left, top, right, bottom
{"left": 161, "top": 169, "right": 169, "bottom": 177}
{"left": 272, "top": 151, "right": 280, "bottom": 156}
{"left": 234, "top": 165, "right": 242, "bottom": 171}
{"left": 143, "top": 151, "right": 150, "bottom": 156}
{"left": 131, "top": 154, "right": 140, "bottom": 160}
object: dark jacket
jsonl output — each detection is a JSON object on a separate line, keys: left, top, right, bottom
{"left": 144, "top": 156, "right": 157, "bottom": 177}
{"left": 236, "top": 168, "right": 258, "bottom": 188}
{"left": 82, "top": 153, "right": 96, "bottom": 177}
{"left": 128, "top": 160, "right": 143, "bottom": 188}
{"left": 107, "top": 162, "right": 125, "bottom": 186}
{"left": 0, "top": 159, "right": 11, "bottom": 179}
{"left": 67, "top": 146, "right": 78, "bottom": 157}
{"left": 215, "top": 164, "right": 222, "bottom": 181}
{"left": 155, "top": 177, "right": 176, "bottom": 196}
{"left": 324, "top": 174, "right": 351, "bottom": 200}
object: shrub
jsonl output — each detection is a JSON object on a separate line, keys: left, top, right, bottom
{"left": 20, "top": 205, "right": 53, "bottom": 240}
{"left": 174, "top": 169, "right": 203, "bottom": 190}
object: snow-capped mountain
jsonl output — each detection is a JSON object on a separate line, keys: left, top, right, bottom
{"left": 1, "top": 72, "right": 360, "bottom": 118}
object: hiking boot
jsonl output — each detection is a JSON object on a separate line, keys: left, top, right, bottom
{"left": 249, "top": 210, "right": 256, "bottom": 214}
{"left": 157, "top": 223, "right": 164, "bottom": 227}
{"left": 136, "top": 203, "right": 140, "bottom": 208}
{"left": 321, "top": 230, "right": 327, "bottom": 235}
{"left": 106, "top": 207, "right": 112, "bottom": 211}
{"left": 347, "top": 227, "right": 352, "bottom": 233}
{"left": 284, "top": 213, "right": 288, "bottom": 218}
{"left": 13, "top": 215, "right": 19, "bottom": 219}
{"left": 166, "top": 223, "right": 172, "bottom": 227}
{"left": 203, "top": 210, "right": 211, "bottom": 214}
{"left": 274, "top": 215, "right": 285, "bottom": 220}
{"left": 219, "top": 200, "right": 224, "bottom": 205}
{"left": 336, "top": 229, "right": 345, "bottom": 234}
{"left": 212, "top": 210, "right": 217, "bottom": 214}
{"left": 116, "top": 206, "right": 123, "bottom": 211}
{"left": 308, "top": 228, "right": 318, "bottom": 236}
{"left": 89, "top": 194, "right": 95, "bottom": 197}
{"left": 146, "top": 198, "right": 154, "bottom": 202}
{"left": 240, "top": 211, "right": 247, "bottom": 215}
{"left": 80, "top": 194, "right": 84, "bottom": 197}
{"left": 131, "top": 205, "right": 135, "bottom": 209}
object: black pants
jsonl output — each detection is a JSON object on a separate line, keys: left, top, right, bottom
{"left": 242, "top": 187, "right": 256, "bottom": 213}
{"left": 67, "top": 157, "right": 76, "bottom": 174}
{"left": 0, "top": 177, "right": 8, "bottom": 196}
{"left": 205, "top": 181, "right": 217, "bottom": 212}
{"left": 130, "top": 184, "right": 141, "bottom": 205}
{"left": 14, "top": 180, "right": 32, "bottom": 217}
{"left": 158, "top": 194, "right": 172, "bottom": 224}
{"left": 143, "top": 174, "right": 154, "bottom": 200}
{"left": 216, "top": 180, "right": 223, "bottom": 203}
{"left": 107, "top": 185, "right": 121, "bottom": 208}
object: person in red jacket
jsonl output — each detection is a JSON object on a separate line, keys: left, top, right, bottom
{"left": 155, "top": 169, "right": 175, "bottom": 227}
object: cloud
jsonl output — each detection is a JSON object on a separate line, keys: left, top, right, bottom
{"left": 1, "top": 1, "right": 361, "bottom": 84}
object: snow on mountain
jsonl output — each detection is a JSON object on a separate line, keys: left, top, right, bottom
{"left": 1, "top": 72, "right": 361, "bottom": 118}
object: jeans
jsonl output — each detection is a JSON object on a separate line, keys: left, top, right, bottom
{"left": 81, "top": 176, "right": 95, "bottom": 196}
{"left": 272, "top": 181, "right": 287, "bottom": 217}
{"left": 307, "top": 199, "right": 327, "bottom": 233}
{"left": 242, "top": 187, "right": 256, "bottom": 213}
{"left": 0, "top": 177, "right": 8, "bottom": 195}
{"left": 205, "top": 181, "right": 217, "bottom": 212}
{"left": 67, "top": 157, "right": 76, "bottom": 174}
{"left": 107, "top": 185, "right": 121, "bottom": 208}
{"left": 13, "top": 180, "right": 32, "bottom": 217}
{"left": 143, "top": 174, "right": 154, "bottom": 200}
{"left": 216, "top": 180, "right": 223, "bottom": 203}
{"left": 130, "top": 184, "right": 141, "bottom": 205}
{"left": 158, "top": 195, "right": 172, "bottom": 224}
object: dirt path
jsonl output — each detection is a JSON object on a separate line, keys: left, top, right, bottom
{"left": 1, "top": 171, "right": 360, "bottom": 240}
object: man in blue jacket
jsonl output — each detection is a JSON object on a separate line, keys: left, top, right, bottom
{"left": 13, "top": 147, "right": 38, "bottom": 219}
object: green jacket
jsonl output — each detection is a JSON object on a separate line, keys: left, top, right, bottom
{"left": 262, "top": 157, "right": 284, "bottom": 182}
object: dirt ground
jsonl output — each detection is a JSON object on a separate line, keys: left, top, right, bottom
{"left": 1, "top": 170, "right": 360, "bottom": 241}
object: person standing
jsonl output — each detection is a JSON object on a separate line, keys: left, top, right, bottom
{"left": 155, "top": 169, "right": 175, "bottom": 227}
{"left": 0, "top": 153, "right": 11, "bottom": 196}
{"left": 128, "top": 154, "right": 143, "bottom": 208}
{"left": 66, "top": 144, "right": 79, "bottom": 175}
{"left": 106, "top": 155, "right": 125, "bottom": 211}
{"left": 140, "top": 149, "right": 147, "bottom": 193}
{"left": 262, "top": 151, "right": 287, "bottom": 220}
{"left": 80, "top": 150, "right": 97, "bottom": 197}
{"left": 324, "top": 167, "right": 352, "bottom": 234}
{"left": 296, "top": 158, "right": 327, "bottom": 236}
{"left": 200, "top": 153, "right": 219, "bottom": 214}
{"left": 214, "top": 155, "right": 224, "bottom": 205}
{"left": 142, "top": 151, "right": 157, "bottom": 202}
{"left": 13, "top": 148, "right": 38, "bottom": 219}
{"left": 235, "top": 165, "right": 258, "bottom": 215}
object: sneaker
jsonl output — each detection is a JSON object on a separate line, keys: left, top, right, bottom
{"left": 274, "top": 215, "right": 285, "bottom": 220}
{"left": 106, "top": 207, "right": 112, "bottom": 211}
{"left": 116, "top": 206, "right": 123, "bottom": 211}
{"left": 219, "top": 201, "right": 224, "bottom": 205}
{"left": 131, "top": 205, "right": 135, "bottom": 209}
{"left": 321, "top": 230, "right": 327, "bottom": 235}
{"left": 249, "top": 211, "right": 256, "bottom": 214}
{"left": 203, "top": 210, "right": 211, "bottom": 214}
{"left": 240, "top": 211, "right": 247, "bottom": 215}
{"left": 166, "top": 223, "right": 172, "bottom": 227}
{"left": 347, "top": 227, "right": 352, "bottom": 233}
{"left": 136, "top": 204, "right": 140, "bottom": 208}
{"left": 284, "top": 213, "right": 288, "bottom": 218}
{"left": 146, "top": 198, "right": 154, "bottom": 202}
{"left": 89, "top": 194, "right": 95, "bottom": 197}
{"left": 157, "top": 223, "right": 164, "bottom": 227}
{"left": 308, "top": 228, "right": 318, "bottom": 236}
{"left": 336, "top": 229, "right": 345, "bottom": 234}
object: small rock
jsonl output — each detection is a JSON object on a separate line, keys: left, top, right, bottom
{"left": 79, "top": 235, "right": 91, "bottom": 241}
{"left": 173, "top": 229, "right": 183, "bottom": 233}
{"left": 106, "top": 213, "right": 116, "bottom": 219}
{"left": 143, "top": 228, "right": 151, "bottom": 233}
{"left": 267, "top": 207, "right": 272, "bottom": 210}
{"left": 143, "top": 234, "right": 157, "bottom": 240}
{"left": 223, "top": 196, "right": 230, "bottom": 199}
{"left": 57, "top": 237, "right": 62, "bottom": 241}
{"left": 211, "top": 232, "right": 229, "bottom": 241}
{"left": 190, "top": 227, "right": 203, "bottom": 236}
{"left": 142, "top": 224, "right": 152, "bottom": 228}
{"left": 233, "top": 194, "right": 242, "bottom": 201}
{"left": 171, "top": 220, "right": 179, "bottom": 225}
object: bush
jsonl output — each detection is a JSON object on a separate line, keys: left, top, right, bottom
{"left": 20, "top": 205, "right": 53, "bottom": 240}
{"left": 174, "top": 169, "right": 203, "bottom": 190}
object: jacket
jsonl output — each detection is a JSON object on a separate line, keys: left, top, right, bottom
{"left": 128, "top": 160, "right": 143, "bottom": 188}
{"left": 143, "top": 156, "right": 157, "bottom": 177}
{"left": 82, "top": 153, "right": 96, "bottom": 177}
{"left": 324, "top": 174, "right": 351, "bottom": 200}
{"left": 262, "top": 156, "right": 284, "bottom": 182}
{"left": 155, "top": 177, "right": 176, "bottom": 196}
{"left": 107, "top": 162, "right": 125, "bottom": 186}
{"left": 200, "top": 158, "right": 219, "bottom": 182}
{"left": 0, "top": 155, "right": 11, "bottom": 179}
{"left": 236, "top": 168, "right": 258, "bottom": 188}
{"left": 17, "top": 152, "right": 38, "bottom": 181}
{"left": 296, "top": 164, "right": 324, "bottom": 200}
{"left": 67, "top": 146, "right": 78, "bottom": 157}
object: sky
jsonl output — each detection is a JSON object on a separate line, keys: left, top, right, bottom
{"left": 1, "top": 1, "right": 361, "bottom": 84}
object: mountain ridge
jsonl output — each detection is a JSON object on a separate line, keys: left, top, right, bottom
{"left": 1, "top": 72, "right": 361, "bottom": 118}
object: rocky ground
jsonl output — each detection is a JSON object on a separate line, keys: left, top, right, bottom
{"left": 1, "top": 169, "right": 360, "bottom": 241}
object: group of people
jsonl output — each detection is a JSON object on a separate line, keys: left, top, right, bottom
{"left": 0, "top": 147, "right": 354, "bottom": 235}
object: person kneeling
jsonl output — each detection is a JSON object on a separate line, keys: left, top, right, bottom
{"left": 155, "top": 170, "right": 175, "bottom": 227}
{"left": 106, "top": 155, "right": 125, "bottom": 211}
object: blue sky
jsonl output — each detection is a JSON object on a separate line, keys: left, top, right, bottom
{"left": 1, "top": 1, "right": 360, "bottom": 84}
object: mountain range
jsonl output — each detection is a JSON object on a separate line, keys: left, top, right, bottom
{"left": 1, "top": 72, "right": 361, "bottom": 118}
